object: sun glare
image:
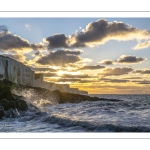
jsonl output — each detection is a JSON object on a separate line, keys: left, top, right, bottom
{"left": 57, "top": 71, "right": 64, "bottom": 76}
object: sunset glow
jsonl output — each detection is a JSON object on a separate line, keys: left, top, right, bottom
{"left": 1, "top": 18, "right": 150, "bottom": 94}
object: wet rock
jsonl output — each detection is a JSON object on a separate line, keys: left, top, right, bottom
{"left": 0, "top": 98, "right": 10, "bottom": 110}
{"left": 52, "top": 90, "right": 104, "bottom": 103}
{"left": 2, "top": 79, "right": 12, "bottom": 87}
{"left": 0, "top": 85, "right": 28, "bottom": 118}
{"left": 0, "top": 87, "right": 16, "bottom": 101}
{"left": 52, "top": 90, "right": 121, "bottom": 104}
{"left": 4, "top": 109, "right": 17, "bottom": 118}
{"left": 0, "top": 106, "right": 4, "bottom": 119}
{"left": 0, "top": 79, "right": 29, "bottom": 119}
{"left": 17, "top": 99, "right": 28, "bottom": 111}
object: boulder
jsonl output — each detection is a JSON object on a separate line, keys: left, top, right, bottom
{"left": 0, "top": 87, "right": 16, "bottom": 101}
{"left": 17, "top": 99, "right": 28, "bottom": 111}
{"left": 0, "top": 98, "right": 10, "bottom": 110}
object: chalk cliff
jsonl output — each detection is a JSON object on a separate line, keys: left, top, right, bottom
{"left": 0, "top": 55, "right": 88, "bottom": 95}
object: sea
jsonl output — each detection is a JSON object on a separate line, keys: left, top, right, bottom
{"left": 0, "top": 92, "right": 150, "bottom": 132}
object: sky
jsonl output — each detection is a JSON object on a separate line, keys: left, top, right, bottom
{"left": 0, "top": 18, "right": 150, "bottom": 94}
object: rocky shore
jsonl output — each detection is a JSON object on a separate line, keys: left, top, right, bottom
{"left": 0, "top": 79, "right": 121, "bottom": 119}
{"left": 0, "top": 79, "right": 28, "bottom": 119}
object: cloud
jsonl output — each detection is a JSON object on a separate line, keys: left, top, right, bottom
{"left": 0, "top": 26, "right": 45, "bottom": 51}
{"left": 99, "top": 59, "right": 114, "bottom": 65}
{"left": 116, "top": 55, "right": 146, "bottom": 64}
{"left": 99, "top": 55, "right": 146, "bottom": 65}
{"left": 122, "top": 77, "right": 142, "bottom": 80}
{"left": 100, "top": 78, "right": 129, "bottom": 83}
{"left": 57, "top": 78, "right": 81, "bottom": 82}
{"left": 138, "top": 81, "right": 150, "bottom": 84}
{"left": 78, "top": 65, "right": 105, "bottom": 70}
{"left": 132, "top": 80, "right": 150, "bottom": 84}
{"left": 32, "top": 67, "right": 57, "bottom": 72}
{"left": 44, "top": 19, "right": 150, "bottom": 49}
{"left": 79, "top": 79, "right": 98, "bottom": 83}
{"left": 36, "top": 49, "right": 82, "bottom": 66}
{"left": 62, "top": 74, "right": 90, "bottom": 78}
{"left": 133, "top": 69, "right": 150, "bottom": 74}
{"left": 133, "top": 40, "right": 150, "bottom": 50}
{"left": 45, "top": 34, "right": 68, "bottom": 49}
{"left": 100, "top": 67, "right": 133, "bottom": 76}
{"left": 57, "top": 78, "right": 98, "bottom": 83}
{"left": 2, "top": 53, "right": 27, "bottom": 64}
{"left": 69, "top": 19, "right": 150, "bottom": 48}
{"left": 43, "top": 72, "right": 58, "bottom": 77}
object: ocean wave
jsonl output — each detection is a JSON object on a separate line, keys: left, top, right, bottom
{"left": 41, "top": 114, "right": 150, "bottom": 132}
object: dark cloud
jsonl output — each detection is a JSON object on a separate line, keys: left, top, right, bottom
{"left": 43, "top": 72, "right": 58, "bottom": 77}
{"left": 100, "top": 78, "right": 129, "bottom": 83}
{"left": 100, "top": 67, "right": 133, "bottom": 76}
{"left": 34, "top": 51, "right": 42, "bottom": 56}
{"left": 116, "top": 55, "right": 146, "bottom": 64}
{"left": 78, "top": 65, "right": 105, "bottom": 70}
{"left": 99, "top": 55, "right": 145, "bottom": 66}
{"left": 69, "top": 19, "right": 150, "bottom": 47}
{"left": 122, "top": 77, "right": 142, "bottom": 79}
{"left": 62, "top": 74, "right": 90, "bottom": 78}
{"left": 133, "top": 69, "right": 150, "bottom": 74}
{"left": 44, "top": 19, "right": 150, "bottom": 49}
{"left": 138, "top": 81, "right": 150, "bottom": 84}
{"left": 132, "top": 80, "right": 142, "bottom": 83}
{"left": 45, "top": 73, "right": 91, "bottom": 78}
{"left": 79, "top": 80, "right": 98, "bottom": 83}
{"left": 36, "top": 49, "right": 82, "bottom": 66}
{"left": 46, "top": 34, "right": 68, "bottom": 49}
{"left": 57, "top": 78, "right": 98, "bottom": 83}
{"left": 32, "top": 67, "right": 57, "bottom": 72}
{"left": 132, "top": 80, "right": 150, "bottom": 84}
{"left": 99, "top": 59, "right": 114, "bottom": 65}
{"left": 0, "top": 27, "right": 44, "bottom": 51}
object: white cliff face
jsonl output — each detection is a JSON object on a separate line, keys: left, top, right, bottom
{"left": 0, "top": 55, "right": 34, "bottom": 86}
{"left": 0, "top": 55, "right": 88, "bottom": 95}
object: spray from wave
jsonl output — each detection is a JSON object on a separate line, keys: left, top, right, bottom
{"left": 12, "top": 88, "right": 58, "bottom": 109}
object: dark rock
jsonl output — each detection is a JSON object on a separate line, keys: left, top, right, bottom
{"left": 0, "top": 98, "right": 10, "bottom": 110}
{"left": 51, "top": 90, "right": 110, "bottom": 104}
{"left": 4, "top": 109, "right": 15, "bottom": 118}
{"left": 0, "top": 106, "right": 4, "bottom": 119}
{"left": 0, "top": 79, "right": 14, "bottom": 89}
{"left": 2, "top": 79, "right": 12, "bottom": 87}
{"left": 17, "top": 99, "right": 28, "bottom": 111}
{"left": 0, "top": 86, "right": 28, "bottom": 113}
{"left": 9, "top": 100, "right": 17, "bottom": 109}
{"left": 51, "top": 90, "right": 121, "bottom": 104}
{"left": 0, "top": 80, "right": 29, "bottom": 118}
{"left": 0, "top": 87, "right": 16, "bottom": 101}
